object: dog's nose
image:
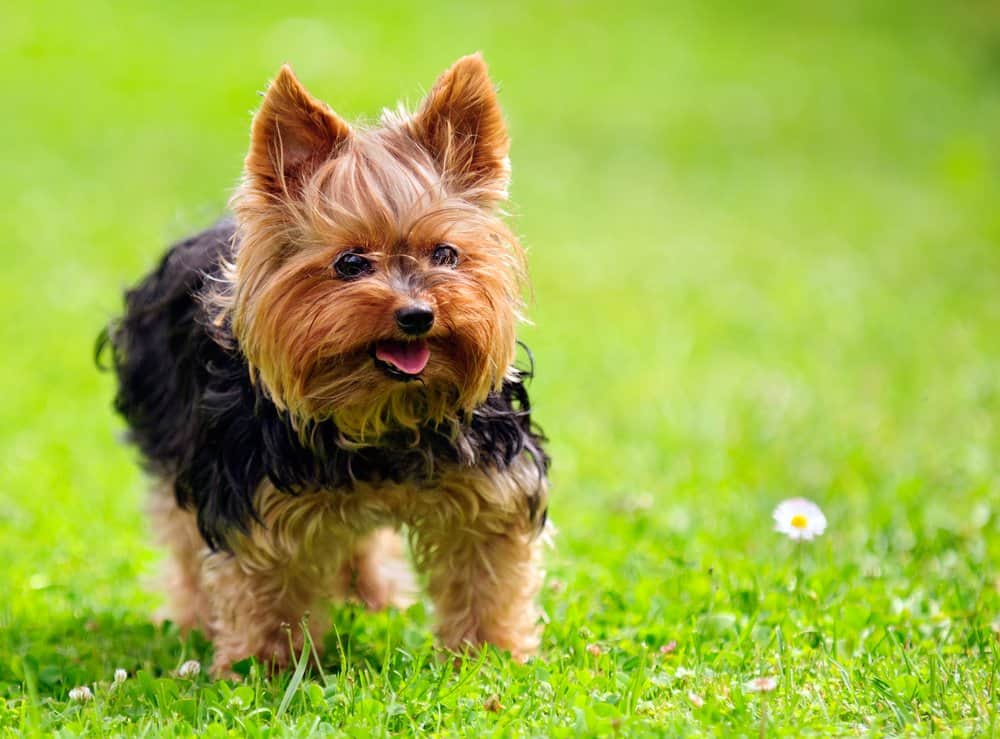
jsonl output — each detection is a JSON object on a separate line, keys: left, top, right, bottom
{"left": 395, "top": 304, "right": 435, "bottom": 336}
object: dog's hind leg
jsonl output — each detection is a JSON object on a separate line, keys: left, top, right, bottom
{"left": 148, "top": 480, "right": 212, "bottom": 634}
{"left": 348, "top": 527, "right": 417, "bottom": 611}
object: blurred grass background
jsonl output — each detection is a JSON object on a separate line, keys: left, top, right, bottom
{"left": 2, "top": 0, "right": 1000, "bottom": 732}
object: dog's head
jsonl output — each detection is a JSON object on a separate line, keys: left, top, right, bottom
{"left": 223, "top": 55, "right": 525, "bottom": 440}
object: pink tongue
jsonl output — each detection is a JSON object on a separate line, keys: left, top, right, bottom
{"left": 375, "top": 340, "right": 430, "bottom": 375}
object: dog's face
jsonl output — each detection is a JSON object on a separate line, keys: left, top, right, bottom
{"left": 226, "top": 55, "right": 525, "bottom": 439}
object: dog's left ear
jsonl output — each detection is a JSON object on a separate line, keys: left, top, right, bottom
{"left": 245, "top": 65, "right": 352, "bottom": 194}
{"left": 411, "top": 53, "right": 510, "bottom": 200}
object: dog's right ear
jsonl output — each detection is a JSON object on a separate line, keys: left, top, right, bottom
{"left": 244, "top": 65, "right": 352, "bottom": 193}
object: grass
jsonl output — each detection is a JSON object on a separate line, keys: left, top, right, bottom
{"left": 2, "top": 0, "right": 1000, "bottom": 734}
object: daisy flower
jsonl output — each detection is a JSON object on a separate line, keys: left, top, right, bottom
{"left": 773, "top": 498, "right": 826, "bottom": 541}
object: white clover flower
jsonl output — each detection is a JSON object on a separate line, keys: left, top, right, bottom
{"left": 69, "top": 685, "right": 93, "bottom": 702}
{"left": 113, "top": 668, "right": 128, "bottom": 685}
{"left": 687, "top": 691, "right": 704, "bottom": 708}
{"left": 177, "top": 660, "right": 201, "bottom": 678}
{"left": 773, "top": 498, "right": 826, "bottom": 541}
{"left": 745, "top": 676, "right": 778, "bottom": 693}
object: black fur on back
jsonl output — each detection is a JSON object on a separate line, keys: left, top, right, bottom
{"left": 98, "top": 220, "right": 549, "bottom": 550}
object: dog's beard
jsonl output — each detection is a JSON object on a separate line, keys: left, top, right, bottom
{"left": 256, "top": 333, "right": 499, "bottom": 442}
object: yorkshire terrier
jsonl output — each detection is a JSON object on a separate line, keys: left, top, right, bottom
{"left": 101, "top": 54, "right": 549, "bottom": 676}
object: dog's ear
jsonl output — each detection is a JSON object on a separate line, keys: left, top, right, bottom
{"left": 411, "top": 53, "right": 510, "bottom": 200}
{"left": 245, "top": 65, "right": 352, "bottom": 193}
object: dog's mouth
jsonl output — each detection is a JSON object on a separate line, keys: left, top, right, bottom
{"left": 372, "top": 339, "right": 430, "bottom": 381}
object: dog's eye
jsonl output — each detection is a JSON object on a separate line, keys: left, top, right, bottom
{"left": 333, "top": 250, "right": 373, "bottom": 280}
{"left": 430, "top": 243, "right": 459, "bottom": 268}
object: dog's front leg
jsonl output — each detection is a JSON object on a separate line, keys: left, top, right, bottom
{"left": 199, "top": 486, "right": 350, "bottom": 677}
{"left": 412, "top": 459, "right": 548, "bottom": 662}
{"left": 201, "top": 550, "right": 333, "bottom": 677}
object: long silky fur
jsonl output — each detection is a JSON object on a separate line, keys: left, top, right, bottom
{"left": 98, "top": 221, "right": 548, "bottom": 551}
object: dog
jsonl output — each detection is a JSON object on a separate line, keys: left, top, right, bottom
{"left": 100, "top": 54, "right": 549, "bottom": 676}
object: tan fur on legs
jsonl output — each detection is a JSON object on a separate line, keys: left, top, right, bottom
{"left": 201, "top": 487, "right": 354, "bottom": 676}
{"left": 350, "top": 528, "right": 417, "bottom": 611}
{"left": 148, "top": 481, "right": 212, "bottom": 633}
{"left": 151, "top": 458, "right": 545, "bottom": 674}
{"left": 201, "top": 553, "right": 333, "bottom": 677}
{"left": 409, "top": 459, "right": 547, "bottom": 661}
{"left": 421, "top": 526, "right": 543, "bottom": 661}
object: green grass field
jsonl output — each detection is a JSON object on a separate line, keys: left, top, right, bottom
{"left": 3, "top": 1, "right": 1000, "bottom": 734}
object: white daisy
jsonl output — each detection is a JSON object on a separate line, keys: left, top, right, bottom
{"left": 773, "top": 498, "right": 826, "bottom": 541}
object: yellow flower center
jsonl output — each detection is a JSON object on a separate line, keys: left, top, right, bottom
{"left": 790, "top": 514, "right": 808, "bottom": 529}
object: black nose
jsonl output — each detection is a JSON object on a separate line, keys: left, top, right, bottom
{"left": 395, "top": 304, "right": 435, "bottom": 336}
